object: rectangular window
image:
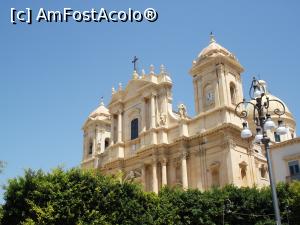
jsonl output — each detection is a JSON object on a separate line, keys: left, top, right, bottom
{"left": 88, "top": 142, "right": 93, "bottom": 155}
{"left": 288, "top": 160, "right": 300, "bottom": 176}
{"left": 131, "top": 118, "right": 139, "bottom": 140}
{"left": 274, "top": 132, "right": 281, "bottom": 142}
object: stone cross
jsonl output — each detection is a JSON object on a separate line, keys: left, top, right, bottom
{"left": 132, "top": 56, "right": 138, "bottom": 71}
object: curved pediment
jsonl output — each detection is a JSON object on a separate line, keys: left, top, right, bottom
{"left": 123, "top": 79, "right": 152, "bottom": 100}
{"left": 110, "top": 79, "right": 153, "bottom": 105}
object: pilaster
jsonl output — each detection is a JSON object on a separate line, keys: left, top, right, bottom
{"left": 161, "top": 158, "right": 168, "bottom": 187}
{"left": 181, "top": 151, "right": 189, "bottom": 189}
{"left": 152, "top": 159, "right": 158, "bottom": 193}
{"left": 117, "top": 111, "right": 123, "bottom": 143}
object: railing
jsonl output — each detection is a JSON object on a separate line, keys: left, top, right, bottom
{"left": 286, "top": 173, "right": 300, "bottom": 183}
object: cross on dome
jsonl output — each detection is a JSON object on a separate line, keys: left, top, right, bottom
{"left": 100, "top": 96, "right": 104, "bottom": 106}
{"left": 210, "top": 32, "right": 216, "bottom": 43}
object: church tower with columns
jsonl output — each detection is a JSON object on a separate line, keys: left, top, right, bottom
{"left": 82, "top": 98, "right": 111, "bottom": 169}
{"left": 81, "top": 35, "right": 296, "bottom": 193}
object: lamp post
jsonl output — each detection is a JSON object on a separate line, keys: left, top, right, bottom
{"left": 235, "top": 77, "right": 288, "bottom": 225}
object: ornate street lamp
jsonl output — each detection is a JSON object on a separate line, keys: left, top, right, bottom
{"left": 235, "top": 77, "right": 288, "bottom": 225}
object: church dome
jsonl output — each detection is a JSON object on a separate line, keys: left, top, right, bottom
{"left": 82, "top": 99, "right": 110, "bottom": 130}
{"left": 249, "top": 80, "right": 293, "bottom": 117}
{"left": 89, "top": 99, "right": 110, "bottom": 119}
{"left": 196, "top": 34, "right": 237, "bottom": 61}
{"left": 245, "top": 80, "right": 296, "bottom": 135}
{"left": 190, "top": 34, "right": 244, "bottom": 76}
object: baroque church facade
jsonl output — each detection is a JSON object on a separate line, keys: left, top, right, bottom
{"left": 81, "top": 35, "right": 296, "bottom": 193}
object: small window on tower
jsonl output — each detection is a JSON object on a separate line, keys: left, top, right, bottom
{"left": 230, "top": 83, "right": 237, "bottom": 105}
{"left": 131, "top": 118, "right": 139, "bottom": 140}
{"left": 105, "top": 138, "right": 110, "bottom": 149}
{"left": 88, "top": 142, "right": 93, "bottom": 155}
{"left": 274, "top": 132, "right": 281, "bottom": 142}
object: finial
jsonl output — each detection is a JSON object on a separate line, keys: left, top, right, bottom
{"left": 210, "top": 32, "right": 216, "bottom": 43}
{"left": 100, "top": 96, "right": 104, "bottom": 106}
{"left": 132, "top": 56, "right": 138, "bottom": 72}
{"left": 141, "top": 69, "right": 145, "bottom": 76}
{"left": 118, "top": 82, "right": 122, "bottom": 91}
{"left": 132, "top": 70, "right": 139, "bottom": 79}
{"left": 150, "top": 64, "right": 155, "bottom": 74}
{"left": 141, "top": 69, "right": 146, "bottom": 78}
{"left": 160, "top": 64, "right": 166, "bottom": 74}
{"left": 112, "top": 87, "right": 116, "bottom": 94}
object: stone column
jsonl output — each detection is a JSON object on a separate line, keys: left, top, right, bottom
{"left": 196, "top": 145, "right": 206, "bottom": 191}
{"left": 117, "top": 111, "right": 122, "bottom": 143}
{"left": 197, "top": 78, "right": 203, "bottom": 114}
{"left": 152, "top": 161, "right": 158, "bottom": 193}
{"left": 181, "top": 152, "right": 188, "bottom": 189}
{"left": 141, "top": 164, "right": 146, "bottom": 190}
{"left": 224, "top": 138, "right": 235, "bottom": 184}
{"left": 110, "top": 115, "right": 115, "bottom": 145}
{"left": 150, "top": 94, "right": 156, "bottom": 129}
{"left": 141, "top": 98, "right": 146, "bottom": 132}
{"left": 161, "top": 159, "right": 167, "bottom": 186}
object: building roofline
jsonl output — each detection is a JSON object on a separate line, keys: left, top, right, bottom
{"left": 270, "top": 137, "right": 300, "bottom": 150}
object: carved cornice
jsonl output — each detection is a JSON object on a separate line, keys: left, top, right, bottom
{"left": 181, "top": 151, "right": 189, "bottom": 160}
{"left": 270, "top": 137, "right": 300, "bottom": 150}
{"left": 81, "top": 157, "right": 95, "bottom": 165}
{"left": 190, "top": 55, "right": 244, "bottom": 76}
{"left": 190, "top": 105, "right": 237, "bottom": 123}
{"left": 221, "top": 138, "right": 236, "bottom": 150}
{"left": 160, "top": 158, "right": 168, "bottom": 166}
{"left": 188, "top": 123, "right": 240, "bottom": 141}
{"left": 103, "top": 158, "right": 124, "bottom": 170}
{"left": 283, "top": 153, "right": 300, "bottom": 161}
{"left": 124, "top": 138, "right": 140, "bottom": 147}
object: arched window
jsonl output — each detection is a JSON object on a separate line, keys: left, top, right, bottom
{"left": 230, "top": 83, "right": 237, "bottom": 105}
{"left": 241, "top": 168, "right": 247, "bottom": 179}
{"left": 131, "top": 118, "right": 139, "bottom": 140}
{"left": 210, "top": 162, "right": 220, "bottom": 188}
{"left": 260, "top": 165, "right": 267, "bottom": 179}
{"left": 88, "top": 141, "right": 93, "bottom": 155}
{"left": 104, "top": 138, "right": 110, "bottom": 149}
{"left": 239, "top": 163, "right": 247, "bottom": 186}
{"left": 212, "top": 169, "right": 220, "bottom": 187}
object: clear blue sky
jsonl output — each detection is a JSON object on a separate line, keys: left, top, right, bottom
{"left": 1, "top": 0, "right": 300, "bottom": 202}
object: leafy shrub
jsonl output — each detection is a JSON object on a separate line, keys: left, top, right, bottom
{"left": 1, "top": 168, "right": 300, "bottom": 225}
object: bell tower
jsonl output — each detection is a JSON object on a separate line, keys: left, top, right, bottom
{"left": 189, "top": 34, "right": 244, "bottom": 116}
{"left": 81, "top": 98, "right": 111, "bottom": 169}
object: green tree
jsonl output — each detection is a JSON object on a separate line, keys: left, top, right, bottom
{"left": 1, "top": 168, "right": 159, "bottom": 225}
{"left": 1, "top": 167, "right": 300, "bottom": 225}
